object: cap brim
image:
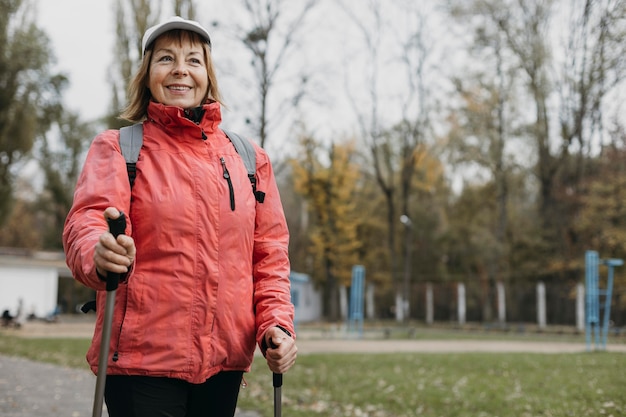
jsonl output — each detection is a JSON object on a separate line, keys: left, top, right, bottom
{"left": 142, "top": 19, "right": 211, "bottom": 56}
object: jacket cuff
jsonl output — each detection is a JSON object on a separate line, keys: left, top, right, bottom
{"left": 96, "top": 264, "right": 133, "bottom": 284}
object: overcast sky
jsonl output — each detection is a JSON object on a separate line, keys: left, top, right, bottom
{"left": 36, "top": 0, "right": 115, "bottom": 122}
{"left": 34, "top": 1, "right": 452, "bottom": 137}
{"left": 34, "top": 0, "right": 359, "bottom": 138}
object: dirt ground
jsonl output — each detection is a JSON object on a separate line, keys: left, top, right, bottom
{"left": 5, "top": 315, "right": 626, "bottom": 354}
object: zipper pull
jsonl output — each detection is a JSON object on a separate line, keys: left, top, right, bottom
{"left": 220, "top": 157, "right": 235, "bottom": 211}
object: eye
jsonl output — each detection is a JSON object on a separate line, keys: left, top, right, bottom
{"left": 158, "top": 55, "right": 174, "bottom": 62}
{"left": 189, "top": 57, "right": 203, "bottom": 65}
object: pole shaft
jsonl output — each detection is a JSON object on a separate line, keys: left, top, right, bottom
{"left": 274, "top": 386, "right": 282, "bottom": 417}
{"left": 92, "top": 291, "right": 116, "bottom": 417}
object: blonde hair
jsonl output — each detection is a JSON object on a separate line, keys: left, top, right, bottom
{"left": 120, "top": 30, "right": 222, "bottom": 122}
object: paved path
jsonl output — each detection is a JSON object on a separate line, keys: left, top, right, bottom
{"left": 295, "top": 338, "right": 626, "bottom": 354}
{"left": 0, "top": 354, "right": 260, "bottom": 417}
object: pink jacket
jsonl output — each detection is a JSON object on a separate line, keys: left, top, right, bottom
{"left": 63, "top": 101, "right": 294, "bottom": 383}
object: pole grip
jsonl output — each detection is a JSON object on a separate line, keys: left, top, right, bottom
{"left": 106, "top": 212, "right": 126, "bottom": 292}
{"left": 273, "top": 372, "right": 282, "bottom": 388}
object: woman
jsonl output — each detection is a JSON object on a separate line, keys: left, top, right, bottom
{"left": 63, "top": 16, "right": 296, "bottom": 417}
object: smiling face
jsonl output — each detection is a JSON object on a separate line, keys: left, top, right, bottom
{"left": 147, "top": 34, "right": 209, "bottom": 109}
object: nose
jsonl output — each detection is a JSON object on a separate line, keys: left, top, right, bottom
{"left": 172, "top": 63, "right": 188, "bottom": 76}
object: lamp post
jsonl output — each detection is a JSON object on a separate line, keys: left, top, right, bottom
{"left": 400, "top": 215, "right": 412, "bottom": 322}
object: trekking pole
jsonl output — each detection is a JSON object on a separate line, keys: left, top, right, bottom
{"left": 92, "top": 212, "right": 126, "bottom": 417}
{"left": 273, "top": 372, "right": 282, "bottom": 417}
{"left": 268, "top": 337, "right": 283, "bottom": 417}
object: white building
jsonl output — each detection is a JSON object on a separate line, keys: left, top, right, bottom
{"left": 0, "top": 249, "right": 70, "bottom": 320}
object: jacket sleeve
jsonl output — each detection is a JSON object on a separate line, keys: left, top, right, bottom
{"left": 252, "top": 146, "right": 295, "bottom": 350}
{"left": 63, "top": 129, "right": 132, "bottom": 290}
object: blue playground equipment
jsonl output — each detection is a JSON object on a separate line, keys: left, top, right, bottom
{"left": 348, "top": 265, "right": 365, "bottom": 337}
{"left": 585, "top": 250, "right": 623, "bottom": 351}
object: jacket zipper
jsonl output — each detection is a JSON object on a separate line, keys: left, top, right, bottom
{"left": 220, "top": 157, "right": 235, "bottom": 211}
{"left": 112, "top": 321, "right": 123, "bottom": 361}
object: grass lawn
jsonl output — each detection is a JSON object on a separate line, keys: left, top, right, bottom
{"left": 240, "top": 350, "right": 625, "bottom": 417}
{"left": 1, "top": 333, "right": 624, "bottom": 417}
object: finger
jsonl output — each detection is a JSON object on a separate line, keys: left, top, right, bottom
{"left": 103, "top": 207, "right": 121, "bottom": 222}
{"left": 266, "top": 328, "right": 283, "bottom": 347}
{"left": 268, "top": 355, "right": 297, "bottom": 374}
{"left": 95, "top": 247, "right": 130, "bottom": 273}
{"left": 266, "top": 343, "right": 297, "bottom": 371}
{"left": 95, "top": 237, "right": 131, "bottom": 272}
{"left": 269, "top": 337, "right": 286, "bottom": 350}
{"left": 99, "top": 233, "right": 129, "bottom": 258}
{"left": 118, "top": 235, "right": 136, "bottom": 260}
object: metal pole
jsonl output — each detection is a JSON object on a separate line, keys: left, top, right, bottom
{"left": 92, "top": 291, "right": 116, "bottom": 417}
{"left": 400, "top": 215, "right": 412, "bottom": 322}
{"left": 601, "top": 259, "right": 622, "bottom": 349}
{"left": 92, "top": 212, "right": 126, "bottom": 417}
{"left": 273, "top": 373, "right": 282, "bottom": 417}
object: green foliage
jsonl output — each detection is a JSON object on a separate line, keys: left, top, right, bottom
{"left": 0, "top": 0, "right": 67, "bottom": 226}
{"left": 35, "top": 113, "right": 94, "bottom": 249}
{"left": 291, "top": 135, "right": 362, "bottom": 318}
{"left": 576, "top": 152, "right": 626, "bottom": 255}
{"left": 575, "top": 146, "right": 626, "bottom": 299}
{"left": 241, "top": 351, "right": 625, "bottom": 417}
{"left": 292, "top": 136, "right": 362, "bottom": 284}
{"left": 0, "top": 334, "right": 91, "bottom": 369}
{"left": 0, "top": 199, "right": 41, "bottom": 248}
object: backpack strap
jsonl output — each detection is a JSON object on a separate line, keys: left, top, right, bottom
{"left": 223, "top": 130, "right": 265, "bottom": 203}
{"left": 119, "top": 123, "right": 143, "bottom": 189}
{"left": 118, "top": 124, "right": 264, "bottom": 203}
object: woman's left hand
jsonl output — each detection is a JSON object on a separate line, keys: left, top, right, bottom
{"left": 264, "top": 327, "right": 297, "bottom": 374}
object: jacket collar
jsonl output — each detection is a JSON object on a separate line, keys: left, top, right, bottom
{"left": 146, "top": 101, "right": 222, "bottom": 136}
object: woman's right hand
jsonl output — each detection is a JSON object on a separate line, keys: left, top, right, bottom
{"left": 94, "top": 207, "right": 136, "bottom": 278}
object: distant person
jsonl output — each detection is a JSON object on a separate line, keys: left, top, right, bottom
{"left": 63, "top": 16, "right": 296, "bottom": 417}
{"left": 13, "top": 298, "right": 24, "bottom": 327}
{"left": 44, "top": 304, "right": 61, "bottom": 323}
{"left": 1, "top": 300, "right": 23, "bottom": 329}
{"left": 1, "top": 309, "right": 14, "bottom": 327}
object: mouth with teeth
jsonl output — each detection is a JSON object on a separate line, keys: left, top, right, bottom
{"left": 168, "top": 85, "right": 191, "bottom": 91}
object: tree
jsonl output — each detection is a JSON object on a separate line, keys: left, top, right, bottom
{"left": 291, "top": 134, "right": 361, "bottom": 320}
{"left": 576, "top": 124, "right": 626, "bottom": 257}
{"left": 36, "top": 112, "right": 94, "bottom": 249}
{"left": 553, "top": 0, "right": 626, "bottom": 270}
{"left": 105, "top": 0, "right": 162, "bottom": 129}
{"left": 338, "top": 0, "right": 443, "bottom": 321}
{"left": 574, "top": 124, "right": 626, "bottom": 309}
{"left": 0, "top": 0, "right": 67, "bottom": 226}
{"left": 446, "top": 2, "right": 526, "bottom": 320}
{"left": 218, "top": 0, "right": 317, "bottom": 150}
{"left": 448, "top": 0, "right": 626, "bottom": 282}
{"left": 393, "top": 0, "right": 443, "bottom": 321}
{"left": 0, "top": 199, "right": 41, "bottom": 248}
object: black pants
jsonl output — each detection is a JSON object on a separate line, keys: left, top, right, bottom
{"left": 104, "top": 371, "right": 244, "bottom": 417}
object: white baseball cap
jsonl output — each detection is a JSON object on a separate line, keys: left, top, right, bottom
{"left": 142, "top": 16, "right": 212, "bottom": 56}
